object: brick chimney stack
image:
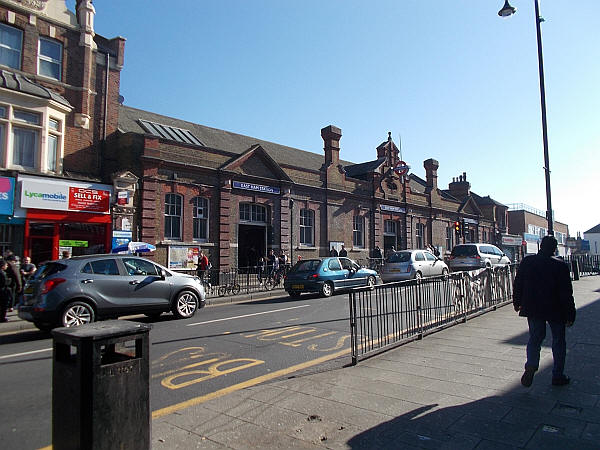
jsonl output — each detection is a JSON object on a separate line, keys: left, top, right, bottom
{"left": 321, "top": 125, "right": 342, "bottom": 167}
{"left": 448, "top": 171, "right": 471, "bottom": 199}
{"left": 423, "top": 158, "right": 439, "bottom": 190}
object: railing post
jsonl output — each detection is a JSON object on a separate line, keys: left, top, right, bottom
{"left": 349, "top": 291, "right": 357, "bottom": 365}
{"left": 416, "top": 278, "right": 423, "bottom": 339}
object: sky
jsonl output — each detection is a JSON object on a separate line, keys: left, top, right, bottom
{"left": 72, "top": 1, "right": 598, "bottom": 236}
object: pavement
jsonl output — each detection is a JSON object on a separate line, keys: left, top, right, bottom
{"left": 152, "top": 276, "right": 600, "bottom": 449}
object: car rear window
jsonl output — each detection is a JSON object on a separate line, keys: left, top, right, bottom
{"left": 292, "top": 260, "right": 321, "bottom": 272}
{"left": 34, "top": 262, "right": 67, "bottom": 279}
{"left": 451, "top": 245, "right": 478, "bottom": 257}
{"left": 387, "top": 252, "right": 411, "bottom": 263}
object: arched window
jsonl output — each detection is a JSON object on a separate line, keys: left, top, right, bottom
{"left": 239, "top": 203, "right": 267, "bottom": 224}
{"left": 164, "top": 193, "right": 182, "bottom": 239}
{"left": 192, "top": 197, "right": 209, "bottom": 241}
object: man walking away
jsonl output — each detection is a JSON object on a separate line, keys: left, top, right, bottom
{"left": 513, "top": 235, "right": 576, "bottom": 387}
{"left": 339, "top": 245, "right": 348, "bottom": 257}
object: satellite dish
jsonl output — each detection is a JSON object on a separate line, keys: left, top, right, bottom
{"left": 118, "top": 95, "right": 125, "bottom": 105}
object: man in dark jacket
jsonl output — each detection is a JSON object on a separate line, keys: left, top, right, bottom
{"left": 513, "top": 235, "right": 575, "bottom": 387}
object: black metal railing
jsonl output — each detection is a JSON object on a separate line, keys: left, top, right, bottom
{"left": 349, "top": 265, "right": 518, "bottom": 365}
{"left": 173, "top": 265, "right": 291, "bottom": 298}
{"left": 565, "top": 255, "right": 600, "bottom": 278}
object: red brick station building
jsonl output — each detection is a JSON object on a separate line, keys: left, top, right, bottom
{"left": 0, "top": 0, "right": 547, "bottom": 270}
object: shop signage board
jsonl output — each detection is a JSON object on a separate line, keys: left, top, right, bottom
{"left": 0, "top": 176, "right": 15, "bottom": 216}
{"left": 59, "top": 240, "right": 88, "bottom": 248}
{"left": 501, "top": 236, "right": 522, "bottom": 246}
{"left": 380, "top": 204, "right": 406, "bottom": 214}
{"left": 112, "top": 230, "right": 132, "bottom": 250}
{"left": 19, "top": 175, "right": 112, "bottom": 214}
{"left": 232, "top": 181, "right": 280, "bottom": 195}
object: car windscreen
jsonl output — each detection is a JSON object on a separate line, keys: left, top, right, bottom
{"left": 34, "top": 262, "right": 68, "bottom": 279}
{"left": 387, "top": 252, "right": 411, "bottom": 263}
{"left": 451, "top": 245, "right": 478, "bottom": 257}
{"left": 291, "top": 260, "right": 321, "bottom": 272}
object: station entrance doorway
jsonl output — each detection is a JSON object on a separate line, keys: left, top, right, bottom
{"left": 238, "top": 224, "right": 266, "bottom": 269}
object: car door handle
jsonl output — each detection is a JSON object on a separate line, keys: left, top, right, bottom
{"left": 129, "top": 280, "right": 141, "bottom": 285}
{"left": 81, "top": 279, "right": 94, "bottom": 284}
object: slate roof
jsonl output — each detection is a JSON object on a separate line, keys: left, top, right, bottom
{"left": 585, "top": 224, "right": 600, "bottom": 234}
{"left": 0, "top": 70, "right": 71, "bottom": 108}
{"left": 471, "top": 192, "right": 506, "bottom": 207}
{"left": 118, "top": 105, "right": 354, "bottom": 172}
{"left": 344, "top": 157, "right": 386, "bottom": 179}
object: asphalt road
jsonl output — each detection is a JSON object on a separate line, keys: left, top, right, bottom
{"left": 0, "top": 291, "right": 354, "bottom": 450}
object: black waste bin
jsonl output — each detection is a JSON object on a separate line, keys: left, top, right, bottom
{"left": 51, "top": 320, "right": 152, "bottom": 450}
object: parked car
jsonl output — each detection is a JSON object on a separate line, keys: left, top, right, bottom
{"left": 447, "top": 243, "right": 511, "bottom": 272}
{"left": 18, "top": 254, "right": 206, "bottom": 331}
{"left": 380, "top": 250, "right": 449, "bottom": 282}
{"left": 284, "top": 257, "right": 377, "bottom": 298}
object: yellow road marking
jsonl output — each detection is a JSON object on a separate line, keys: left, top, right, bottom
{"left": 151, "top": 346, "right": 350, "bottom": 419}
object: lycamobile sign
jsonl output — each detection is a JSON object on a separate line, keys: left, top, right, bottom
{"left": 24, "top": 190, "right": 67, "bottom": 202}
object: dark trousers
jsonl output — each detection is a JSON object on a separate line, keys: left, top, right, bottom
{"left": 526, "top": 317, "right": 566, "bottom": 378}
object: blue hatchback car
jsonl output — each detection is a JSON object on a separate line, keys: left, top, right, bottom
{"left": 284, "top": 257, "right": 377, "bottom": 298}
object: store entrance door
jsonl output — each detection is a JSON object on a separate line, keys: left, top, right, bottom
{"left": 28, "top": 223, "right": 57, "bottom": 266}
{"left": 238, "top": 224, "right": 266, "bottom": 269}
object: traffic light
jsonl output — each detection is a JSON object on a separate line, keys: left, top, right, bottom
{"left": 454, "top": 221, "right": 461, "bottom": 235}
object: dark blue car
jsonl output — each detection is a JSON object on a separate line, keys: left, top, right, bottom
{"left": 284, "top": 257, "right": 377, "bottom": 298}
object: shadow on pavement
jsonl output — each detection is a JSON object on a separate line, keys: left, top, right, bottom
{"left": 346, "top": 292, "right": 600, "bottom": 448}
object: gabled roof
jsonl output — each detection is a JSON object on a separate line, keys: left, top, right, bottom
{"left": 584, "top": 224, "right": 600, "bottom": 234}
{"left": 220, "top": 144, "right": 292, "bottom": 182}
{"left": 344, "top": 157, "right": 386, "bottom": 179}
{"left": 0, "top": 70, "right": 71, "bottom": 108}
{"left": 471, "top": 192, "right": 506, "bottom": 208}
{"left": 118, "top": 105, "right": 353, "bottom": 172}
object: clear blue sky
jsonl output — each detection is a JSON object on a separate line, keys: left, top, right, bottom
{"left": 78, "top": 1, "right": 598, "bottom": 236}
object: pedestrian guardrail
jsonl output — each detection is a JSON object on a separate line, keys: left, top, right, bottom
{"left": 173, "top": 265, "right": 290, "bottom": 298}
{"left": 565, "top": 255, "right": 600, "bottom": 278}
{"left": 349, "top": 265, "right": 518, "bottom": 365}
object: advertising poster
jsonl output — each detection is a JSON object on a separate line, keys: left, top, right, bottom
{"left": 0, "top": 176, "right": 15, "bottom": 216}
{"left": 169, "top": 246, "right": 199, "bottom": 270}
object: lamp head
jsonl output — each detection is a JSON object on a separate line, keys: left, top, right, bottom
{"left": 498, "top": 0, "right": 516, "bottom": 17}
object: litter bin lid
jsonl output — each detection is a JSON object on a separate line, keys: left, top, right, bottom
{"left": 51, "top": 320, "right": 152, "bottom": 341}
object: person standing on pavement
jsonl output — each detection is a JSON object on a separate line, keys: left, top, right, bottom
{"left": 4, "top": 254, "right": 21, "bottom": 311}
{"left": 0, "top": 259, "right": 11, "bottom": 322}
{"left": 339, "top": 245, "right": 348, "bottom": 257}
{"left": 513, "top": 235, "right": 576, "bottom": 387}
{"left": 20, "top": 256, "right": 36, "bottom": 285}
{"left": 196, "top": 250, "right": 209, "bottom": 281}
{"left": 329, "top": 246, "right": 338, "bottom": 257}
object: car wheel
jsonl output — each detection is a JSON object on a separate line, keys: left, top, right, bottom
{"left": 61, "top": 301, "right": 95, "bottom": 328}
{"left": 33, "top": 321, "right": 53, "bottom": 333}
{"left": 367, "top": 276, "right": 376, "bottom": 290}
{"left": 414, "top": 271, "right": 422, "bottom": 280}
{"left": 288, "top": 291, "right": 301, "bottom": 298}
{"left": 321, "top": 281, "right": 334, "bottom": 297}
{"left": 172, "top": 290, "right": 199, "bottom": 319}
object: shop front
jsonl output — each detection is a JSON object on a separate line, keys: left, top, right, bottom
{"left": 19, "top": 175, "right": 113, "bottom": 265}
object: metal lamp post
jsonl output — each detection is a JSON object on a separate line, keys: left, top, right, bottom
{"left": 498, "top": 0, "right": 554, "bottom": 235}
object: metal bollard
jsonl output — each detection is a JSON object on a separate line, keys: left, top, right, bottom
{"left": 51, "top": 320, "right": 152, "bottom": 450}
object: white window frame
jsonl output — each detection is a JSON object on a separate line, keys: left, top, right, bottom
{"left": 240, "top": 203, "right": 267, "bottom": 224}
{"left": 0, "top": 23, "right": 23, "bottom": 70}
{"left": 353, "top": 215, "right": 364, "bottom": 248}
{"left": 299, "top": 208, "right": 314, "bottom": 246}
{"left": 415, "top": 223, "right": 425, "bottom": 249}
{"left": 192, "top": 196, "right": 209, "bottom": 242}
{"left": 384, "top": 220, "right": 397, "bottom": 236}
{"left": 446, "top": 225, "right": 453, "bottom": 252}
{"left": 38, "top": 37, "right": 62, "bottom": 81}
{"left": 0, "top": 100, "right": 67, "bottom": 174}
{"left": 164, "top": 193, "right": 182, "bottom": 240}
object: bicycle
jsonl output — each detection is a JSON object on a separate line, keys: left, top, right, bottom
{"left": 263, "top": 269, "right": 283, "bottom": 291}
{"left": 218, "top": 280, "right": 241, "bottom": 297}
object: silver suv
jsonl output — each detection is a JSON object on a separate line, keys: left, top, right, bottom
{"left": 18, "top": 254, "right": 206, "bottom": 331}
{"left": 448, "top": 243, "right": 510, "bottom": 272}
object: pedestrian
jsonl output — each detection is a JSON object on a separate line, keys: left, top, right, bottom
{"left": 257, "top": 256, "right": 266, "bottom": 284}
{"left": 61, "top": 250, "right": 70, "bottom": 259}
{"left": 513, "top": 235, "right": 576, "bottom": 387}
{"left": 4, "top": 253, "right": 21, "bottom": 311}
{"left": 196, "top": 250, "right": 209, "bottom": 282}
{"left": 20, "top": 256, "right": 36, "bottom": 285}
{"left": 329, "top": 246, "right": 338, "bottom": 257}
{"left": 373, "top": 245, "right": 383, "bottom": 260}
{"left": 339, "top": 245, "right": 348, "bottom": 257}
{"left": 0, "top": 259, "right": 11, "bottom": 322}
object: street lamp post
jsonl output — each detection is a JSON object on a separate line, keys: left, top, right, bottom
{"left": 498, "top": 0, "right": 554, "bottom": 235}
